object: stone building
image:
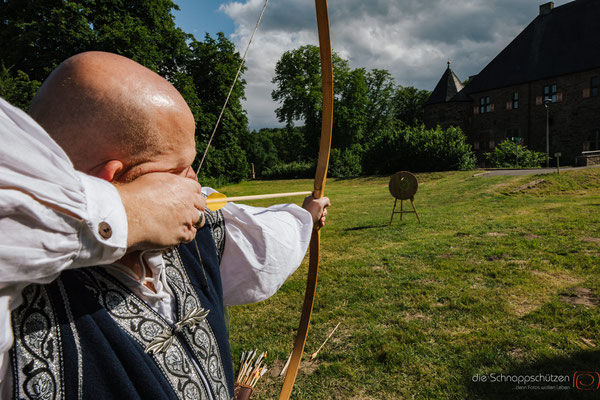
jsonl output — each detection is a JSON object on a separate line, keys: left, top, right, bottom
{"left": 424, "top": 0, "right": 600, "bottom": 165}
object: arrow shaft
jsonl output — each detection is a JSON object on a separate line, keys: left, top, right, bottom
{"left": 206, "top": 191, "right": 312, "bottom": 204}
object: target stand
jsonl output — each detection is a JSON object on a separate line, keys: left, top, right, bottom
{"left": 388, "top": 171, "right": 421, "bottom": 224}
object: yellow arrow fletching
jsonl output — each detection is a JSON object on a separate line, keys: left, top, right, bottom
{"left": 206, "top": 192, "right": 227, "bottom": 211}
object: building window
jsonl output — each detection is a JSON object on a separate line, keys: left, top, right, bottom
{"left": 591, "top": 77, "right": 599, "bottom": 97}
{"left": 512, "top": 92, "right": 519, "bottom": 109}
{"left": 585, "top": 129, "right": 600, "bottom": 151}
{"left": 489, "top": 140, "right": 495, "bottom": 150}
{"left": 507, "top": 128, "right": 520, "bottom": 140}
{"left": 543, "top": 84, "right": 557, "bottom": 103}
{"left": 474, "top": 141, "right": 480, "bottom": 150}
{"left": 480, "top": 96, "right": 491, "bottom": 113}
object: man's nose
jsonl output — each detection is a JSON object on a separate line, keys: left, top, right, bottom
{"left": 183, "top": 166, "right": 197, "bottom": 180}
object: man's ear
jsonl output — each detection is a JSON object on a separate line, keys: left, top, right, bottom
{"left": 89, "top": 160, "right": 124, "bottom": 182}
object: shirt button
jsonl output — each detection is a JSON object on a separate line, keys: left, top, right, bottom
{"left": 98, "top": 222, "right": 113, "bottom": 239}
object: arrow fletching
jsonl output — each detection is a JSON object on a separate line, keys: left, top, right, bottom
{"left": 206, "top": 192, "right": 228, "bottom": 211}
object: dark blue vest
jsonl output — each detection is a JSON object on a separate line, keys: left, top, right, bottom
{"left": 11, "top": 210, "right": 234, "bottom": 400}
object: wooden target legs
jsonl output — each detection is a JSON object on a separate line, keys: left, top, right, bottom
{"left": 389, "top": 197, "right": 421, "bottom": 224}
{"left": 410, "top": 198, "right": 421, "bottom": 223}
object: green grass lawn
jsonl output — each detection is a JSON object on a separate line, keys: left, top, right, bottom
{"left": 220, "top": 167, "right": 600, "bottom": 399}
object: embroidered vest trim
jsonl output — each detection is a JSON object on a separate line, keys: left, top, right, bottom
{"left": 12, "top": 210, "right": 231, "bottom": 400}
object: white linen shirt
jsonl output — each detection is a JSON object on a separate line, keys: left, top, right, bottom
{"left": 216, "top": 193, "right": 313, "bottom": 306}
{"left": 0, "top": 97, "right": 313, "bottom": 395}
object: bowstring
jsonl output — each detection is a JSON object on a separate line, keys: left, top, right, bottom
{"left": 195, "top": 0, "right": 270, "bottom": 175}
{"left": 193, "top": 0, "right": 269, "bottom": 276}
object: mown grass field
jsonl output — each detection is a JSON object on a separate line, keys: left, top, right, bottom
{"left": 221, "top": 167, "right": 600, "bottom": 399}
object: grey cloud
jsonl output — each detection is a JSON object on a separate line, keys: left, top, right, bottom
{"left": 222, "top": 0, "right": 313, "bottom": 32}
{"left": 222, "top": 0, "right": 568, "bottom": 128}
{"left": 411, "top": 3, "right": 534, "bottom": 44}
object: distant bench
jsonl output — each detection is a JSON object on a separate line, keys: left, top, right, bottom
{"left": 576, "top": 150, "right": 600, "bottom": 166}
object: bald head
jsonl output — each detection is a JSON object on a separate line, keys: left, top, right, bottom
{"left": 29, "top": 52, "right": 196, "bottom": 179}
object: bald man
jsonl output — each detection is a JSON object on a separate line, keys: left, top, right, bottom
{"left": 4, "top": 52, "right": 328, "bottom": 400}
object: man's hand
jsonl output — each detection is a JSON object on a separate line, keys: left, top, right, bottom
{"left": 116, "top": 172, "right": 206, "bottom": 251}
{"left": 302, "top": 196, "right": 331, "bottom": 230}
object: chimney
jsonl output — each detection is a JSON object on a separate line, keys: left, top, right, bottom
{"left": 539, "top": 2, "right": 554, "bottom": 15}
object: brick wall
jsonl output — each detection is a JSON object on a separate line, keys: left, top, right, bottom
{"left": 424, "top": 102, "right": 471, "bottom": 130}
{"left": 425, "top": 67, "right": 600, "bottom": 165}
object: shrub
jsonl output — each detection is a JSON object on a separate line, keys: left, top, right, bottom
{"left": 261, "top": 161, "right": 315, "bottom": 179}
{"left": 485, "top": 140, "right": 545, "bottom": 168}
{"left": 363, "top": 125, "right": 476, "bottom": 174}
{"left": 329, "top": 146, "right": 363, "bottom": 178}
{"left": 242, "top": 127, "right": 309, "bottom": 178}
{"left": 198, "top": 145, "right": 251, "bottom": 183}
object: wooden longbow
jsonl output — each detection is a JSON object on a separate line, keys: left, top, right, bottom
{"left": 193, "top": 1, "right": 333, "bottom": 396}
{"left": 278, "top": 1, "right": 334, "bottom": 398}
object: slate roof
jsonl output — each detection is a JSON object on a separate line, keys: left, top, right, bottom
{"left": 425, "top": 63, "right": 468, "bottom": 105}
{"left": 464, "top": 0, "right": 600, "bottom": 95}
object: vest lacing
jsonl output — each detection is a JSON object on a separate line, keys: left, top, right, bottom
{"left": 144, "top": 306, "right": 210, "bottom": 355}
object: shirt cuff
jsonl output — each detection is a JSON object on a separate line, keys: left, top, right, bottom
{"left": 72, "top": 172, "right": 128, "bottom": 267}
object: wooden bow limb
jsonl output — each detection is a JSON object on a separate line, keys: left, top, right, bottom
{"left": 278, "top": 1, "right": 334, "bottom": 398}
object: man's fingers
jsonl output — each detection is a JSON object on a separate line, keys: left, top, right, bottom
{"left": 301, "top": 195, "right": 331, "bottom": 229}
{"left": 119, "top": 172, "right": 210, "bottom": 250}
{"left": 194, "top": 209, "right": 206, "bottom": 229}
{"left": 180, "top": 178, "right": 205, "bottom": 211}
{"left": 180, "top": 226, "right": 197, "bottom": 244}
{"left": 319, "top": 197, "right": 330, "bottom": 228}
{"left": 194, "top": 194, "right": 207, "bottom": 212}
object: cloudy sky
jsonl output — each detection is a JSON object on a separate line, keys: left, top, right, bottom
{"left": 174, "top": 0, "right": 567, "bottom": 129}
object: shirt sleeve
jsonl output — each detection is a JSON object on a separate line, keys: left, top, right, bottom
{"left": 203, "top": 188, "right": 313, "bottom": 306}
{"left": 0, "top": 97, "right": 128, "bottom": 281}
{"left": 0, "top": 96, "right": 128, "bottom": 351}
{"left": 0, "top": 97, "right": 130, "bottom": 394}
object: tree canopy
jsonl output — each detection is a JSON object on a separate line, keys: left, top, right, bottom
{"left": 0, "top": 0, "right": 248, "bottom": 183}
{"left": 264, "top": 45, "right": 472, "bottom": 178}
{"left": 1, "top": 2, "right": 471, "bottom": 181}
